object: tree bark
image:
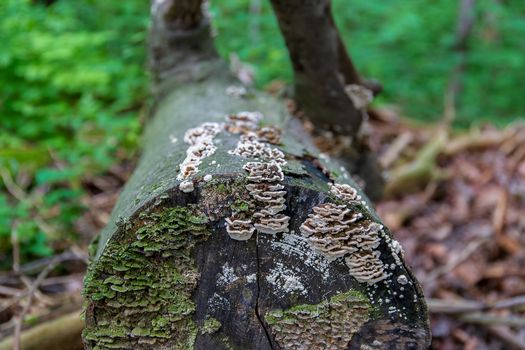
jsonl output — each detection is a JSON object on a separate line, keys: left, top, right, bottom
{"left": 82, "top": 1, "right": 430, "bottom": 349}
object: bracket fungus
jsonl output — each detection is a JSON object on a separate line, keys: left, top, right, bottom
{"left": 225, "top": 111, "right": 263, "bottom": 134}
{"left": 177, "top": 122, "right": 223, "bottom": 192}
{"left": 223, "top": 112, "right": 290, "bottom": 238}
{"left": 266, "top": 292, "right": 371, "bottom": 350}
{"left": 256, "top": 125, "right": 282, "bottom": 144}
{"left": 230, "top": 135, "right": 286, "bottom": 163}
{"left": 344, "top": 84, "right": 374, "bottom": 111}
{"left": 244, "top": 161, "right": 285, "bottom": 183}
{"left": 225, "top": 214, "right": 255, "bottom": 241}
{"left": 345, "top": 250, "right": 388, "bottom": 284}
{"left": 300, "top": 199, "right": 389, "bottom": 285}
{"left": 329, "top": 182, "right": 362, "bottom": 202}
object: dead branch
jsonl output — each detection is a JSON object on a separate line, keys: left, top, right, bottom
{"left": 384, "top": 128, "right": 448, "bottom": 198}
{"left": 0, "top": 310, "right": 84, "bottom": 350}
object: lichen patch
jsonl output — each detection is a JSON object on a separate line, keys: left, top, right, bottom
{"left": 217, "top": 263, "right": 239, "bottom": 287}
{"left": 266, "top": 262, "right": 307, "bottom": 297}
{"left": 270, "top": 232, "right": 332, "bottom": 281}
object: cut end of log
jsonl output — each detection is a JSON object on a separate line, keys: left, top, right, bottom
{"left": 82, "top": 90, "right": 430, "bottom": 349}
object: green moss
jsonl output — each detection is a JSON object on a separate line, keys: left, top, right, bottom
{"left": 265, "top": 290, "right": 369, "bottom": 326}
{"left": 286, "top": 174, "right": 329, "bottom": 193}
{"left": 265, "top": 290, "right": 371, "bottom": 348}
{"left": 201, "top": 317, "right": 222, "bottom": 335}
{"left": 83, "top": 206, "right": 210, "bottom": 349}
{"left": 231, "top": 200, "right": 250, "bottom": 213}
{"left": 282, "top": 160, "right": 308, "bottom": 176}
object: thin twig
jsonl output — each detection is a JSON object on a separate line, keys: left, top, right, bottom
{"left": 10, "top": 222, "right": 21, "bottom": 350}
{"left": 428, "top": 294, "right": 525, "bottom": 314}
{"left": 379, "top": 132, "right": 413, "bottom": 169}
{"left": 486, "top": 326, "right": 525, "bottom": 350}
{"left": 460, "top": 313, "right": 525, "bottom": 327}
{"left": 424, "top": 237, "right": 487, "bottom": 283}
{"left": 12, "top": 256, "right": 67, "bottom": 349}
{"left": 0, "top": 169, "right": 25, "bottom": 202}
{"left": 0, "top": 251, "right": 88, "bottom": 278}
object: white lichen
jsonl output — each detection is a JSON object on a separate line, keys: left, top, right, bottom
{"left": 270, "top": 232, "right": 332, "bottom": 280}
{"left": 217, "top": 263, "right": 239, "bottom": 287}
{"left": 246, "top": 273, "right": 257, "bottom": 284}
{"left": 266, "top": 262, "right": 307, "bottom": 296}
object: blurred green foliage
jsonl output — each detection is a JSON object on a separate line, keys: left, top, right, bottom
{"left": 0, "top": 0, "right": 148, "bottom": 264}
{"left": 0, "top": 0, "right": 523, "bottom": 263}
{"left": 211, "top": 0, "right": 525, "bottom": 126}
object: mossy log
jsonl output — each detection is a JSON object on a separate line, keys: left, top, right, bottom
{"left": 82, "top": 1, "right": 430, "bottom": 349}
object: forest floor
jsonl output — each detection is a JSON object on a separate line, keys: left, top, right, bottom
{"left": 0, "top": 109, "right": 524, "bottom": 349}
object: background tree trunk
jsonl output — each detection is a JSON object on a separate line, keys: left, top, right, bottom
{"left": 268, "top": 0, "right": 384, "bottom": 200}
{"left": 82, "top": 1, "right": 430, "bottom": 349}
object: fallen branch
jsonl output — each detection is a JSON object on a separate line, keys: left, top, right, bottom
{"left": 0, "top": 310, "right": 84, "bottom": 350}
{"left": 427, "top": 294, "right": 525, "bottom": 314}
{"left": 459, "top": 313, "right": 525, "bottom": 328}
{"left": 423, "top": 237, "right": 487, "bottom": 284}
{"left": 384, "top": 128, "right": 448, "bottom": 198}
{"left": 486, "top": 326, "right": 525, "bottom": 350}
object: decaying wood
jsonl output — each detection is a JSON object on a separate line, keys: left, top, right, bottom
{"left": 82, "top": 1, "right": 430, "bottom": 349}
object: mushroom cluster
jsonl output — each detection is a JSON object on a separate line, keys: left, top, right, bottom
{"left": 229, "top": 133, "right": 286, "bottom": 164}
{"left": 329, "top": 183, "right": 362, "bottom": 202}
{"left": 224, "top": 112, "right": 289, "bottom": 238}
{"left": 266, "top": 293, "right": 370, "bottom": 350}
{"left": 224, "top": 213, "right": 255, "bottom": 241}
{"left": 224, "top": 111, "right": 262, "bottom": 134}
{"left": 177, "top": 122, "right": 223, "bottom": 192}
{"left": 299, "top": 203, "right": 363, "bottom": 258}
{"left": 344, "top": 84, "right": 374, "bottom": 111}
{"left": 300, "top": 199, "right": 388, "bottom": 284}
{"left": 256, "top": 126, "right": 282, "bottom": 145}
{"left": 244, "top": 161, "right": 289, "bottom": 235}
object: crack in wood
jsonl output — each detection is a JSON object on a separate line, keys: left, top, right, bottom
{"left": 255, "top": 233, "right": 275, "bottom": 349}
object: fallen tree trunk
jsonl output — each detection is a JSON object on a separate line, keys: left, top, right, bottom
{"left": 82, "top": 1, "right": 431, "bottom": 349}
